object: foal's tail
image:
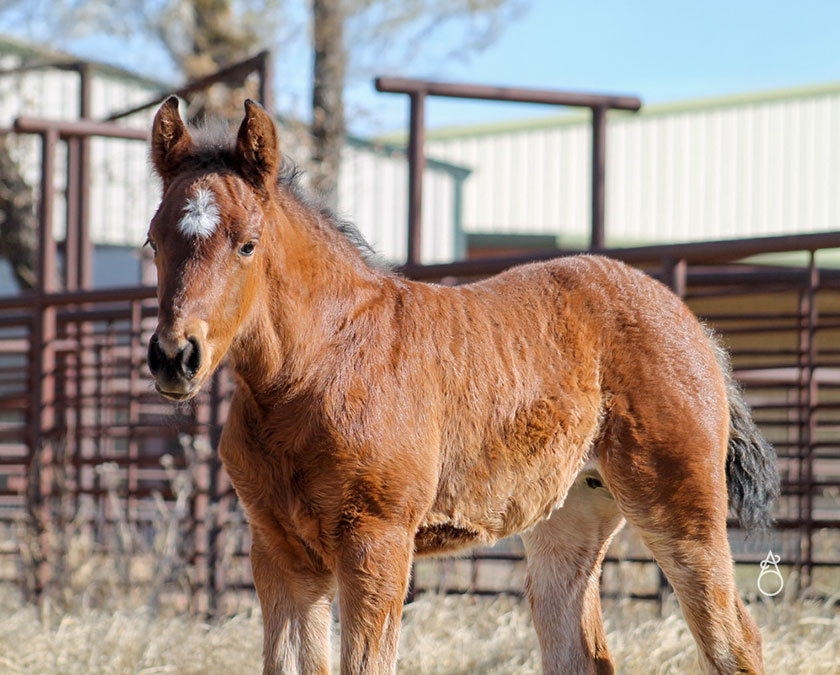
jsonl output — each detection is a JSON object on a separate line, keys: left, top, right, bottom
{"left": 706, "top": 329, "right": 780, "bottom": 533}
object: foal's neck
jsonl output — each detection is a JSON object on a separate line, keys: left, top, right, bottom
{"left": 231, "top": 189, "right": 391, "bottom": 399}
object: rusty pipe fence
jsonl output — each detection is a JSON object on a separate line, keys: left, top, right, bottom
{"left": 0, "top": 54, "right": 273, "bottom": 611}
{"left": 0, "top": 72, "right": 839, "bottom": 611}
{"left": 3, "top": 235, "right": 840, "bottom": 608}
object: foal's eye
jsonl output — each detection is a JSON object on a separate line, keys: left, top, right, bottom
{"left": 239, "top": 241, "right": 257, "bottom": 257}
{"left": 145, "top": 237, "right": 158, "bottom": 255}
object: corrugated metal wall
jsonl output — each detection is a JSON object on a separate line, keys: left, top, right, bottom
{"left": 426, "top": 89, "right": 840, "bottom": 246}
{"left": 338, "top": 144, "right": 460, "bottom": 264}
{"left": 0, "top": 56, "right": 159, "bottom": 250}
{"left": 88, "top": 78, "right": 160, "bottom": 248}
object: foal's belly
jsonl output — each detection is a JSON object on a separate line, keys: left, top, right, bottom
{"left": 414, "top": 390, "right": 604, "bottom": 556}
{"left": 414, "top": 522, "right": 488, "bottom": 556}
{"left": 413, "top": 482, "right": 565, "bottom": 557}
{"left": 413, "top": 476, "right": 569, "bottom": 556}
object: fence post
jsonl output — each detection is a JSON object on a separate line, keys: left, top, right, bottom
{"left": 77, "top": 62, "right": 93, "bottom": 289}
{"left": 128, "top": 301, "right": 142, "bottom": 526}
{"left": 26, "top": 129, "right": 59, "bottom": 595}
{"left": 590, "top": 105, "right": 607, "bottom": 249}
{"left": 797, "top": 253, "right": 819, "bottom": 589}
{"left": 662, "top": 257, "right": 687, "bottom": 298}
{"left": 407, "top": 91, "right": 426, "bottom": 267}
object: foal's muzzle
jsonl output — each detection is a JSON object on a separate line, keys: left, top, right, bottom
{"left": 147, "top": 333, "right": 202, "bottom": 400}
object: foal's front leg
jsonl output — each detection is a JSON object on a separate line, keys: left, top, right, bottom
{"left": 337, "top": 528, "right": 414, "bottom": 675}
{"left": 251, "top": 535, "right": 336, "bottom": 675}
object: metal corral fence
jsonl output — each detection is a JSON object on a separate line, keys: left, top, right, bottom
{"left": 0, "top": 285, "right": 244, "bottom": 611}
{"left": 3, "top": 237, "right": 840, "bottom": 609}
{"left": 0, "top": 54, "right": 273, "bottom": 613}
{"left": 0, "top": 76, "right": 839, "bottom": 611}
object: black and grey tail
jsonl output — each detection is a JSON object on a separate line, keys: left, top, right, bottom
{"left": 707, "top": 330, "right": 780, "bottom": 533}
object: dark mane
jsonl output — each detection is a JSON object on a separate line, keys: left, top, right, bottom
{"left": 185, "top": 121, "right": 388, "bottom": 270}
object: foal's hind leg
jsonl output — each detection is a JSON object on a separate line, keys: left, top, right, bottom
{"left": 522, "top": 469, "right": 625, "bottom": 674}
{"left": 599, "top": 415, "right": 764, "bottom": 674}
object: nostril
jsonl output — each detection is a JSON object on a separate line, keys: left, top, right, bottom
{"left": 178, "top": 336, "right": 201, "bottom": 379}
{"left": 147, "top": 334, "right": 164, "bottom": 375}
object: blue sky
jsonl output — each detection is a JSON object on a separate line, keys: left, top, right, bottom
{"left": 362, "top": 0, "right": 840, "bottom": 134}
{"left": 5, "top": 0, "right": 840, "bottom": 136}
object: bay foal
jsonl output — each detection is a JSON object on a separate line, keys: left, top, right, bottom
{"left": 146, "top": 98, "right": 778, "bottom": 674}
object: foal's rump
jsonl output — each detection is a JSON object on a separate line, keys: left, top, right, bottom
{"left": 533, "top": 255, "right": 777, "bottom": 533}
{"left": 515, "top": 257, "right": 777, "bottom": 673}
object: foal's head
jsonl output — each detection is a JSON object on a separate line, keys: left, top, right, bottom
{"left": 146, "top": 97, "right": 280, "bottom": 400}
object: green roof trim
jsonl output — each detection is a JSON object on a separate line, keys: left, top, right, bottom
{"left": 379, "top": 80, "right": 840, "bottom": 144}
{"left": 0, "top": 34, "right": 169, "bottom": 91}
{"left": 345, "top": 134, "right": 472, "bottom": 177}
{"left": 276, "top": 115, "right": 472, "bottom": 178}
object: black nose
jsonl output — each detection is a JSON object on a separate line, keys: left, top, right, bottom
{"left": 148, "top": 334, "right": 201, "bottom": 381}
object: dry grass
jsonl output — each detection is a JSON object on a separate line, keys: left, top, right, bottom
{"left": 1, "top": 587, "right": 837, "bottom": 674}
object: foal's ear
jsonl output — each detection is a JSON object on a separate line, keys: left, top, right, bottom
{"left": 235, "top": 99, "right": 279, "bottom": 188}
{"left": 151, "top": 96, "right": 193, "bottom": 185}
